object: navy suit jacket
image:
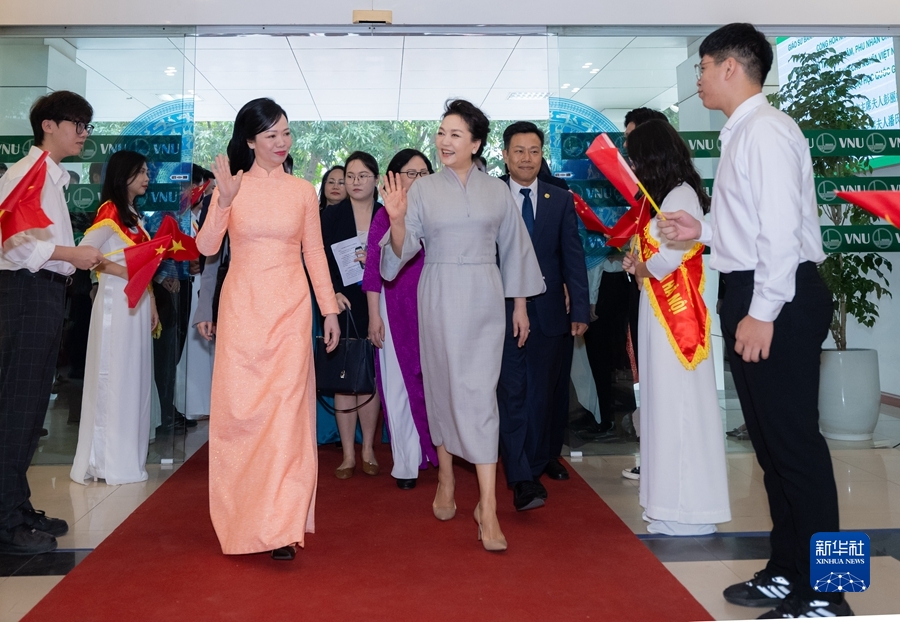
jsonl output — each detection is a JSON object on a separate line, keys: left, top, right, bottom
{"left": 502, "top": 176, "right": 590, "bottom": 337}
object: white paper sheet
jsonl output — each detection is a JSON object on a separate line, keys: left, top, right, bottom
{"left": 331, "top": 236, "right": 365, "bottom": 287}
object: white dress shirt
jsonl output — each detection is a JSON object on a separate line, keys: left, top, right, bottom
{"left": 0, "top": 146, "right": 76, "bottom": 276}
{"left": 508, "top": 177, "right": 539, "bottom": 220}
{"left": 702, "top": 93, "right": 825, "bottom": 322}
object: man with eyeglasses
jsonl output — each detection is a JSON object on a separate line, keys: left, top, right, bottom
{"left": 0, "top": 91, "right": 104, "bottom": 556}
{"left": 659, "top": 24, "right": 847, "bottom": 618}
{"left": 496, "top": 121, "right": 589, "bottom": 512}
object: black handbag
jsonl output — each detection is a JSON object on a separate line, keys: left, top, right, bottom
{"left": 315, "top": 312, "right": 376, "bottom": 413}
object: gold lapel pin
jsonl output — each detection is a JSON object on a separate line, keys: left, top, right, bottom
{"left": 544, "top": 193, "right": 550, "bottom": 199}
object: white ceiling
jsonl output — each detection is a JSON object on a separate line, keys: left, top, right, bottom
{"left": 65, "top": 34, "right": 694, "bottom": 123}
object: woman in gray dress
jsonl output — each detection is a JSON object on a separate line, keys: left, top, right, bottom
{"left": 380, "top": 100, "right": 544, "bottom": 552}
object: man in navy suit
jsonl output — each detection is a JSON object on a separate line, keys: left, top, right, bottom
{"left": 497, "top": 122, "right": 590, "bottom": 511}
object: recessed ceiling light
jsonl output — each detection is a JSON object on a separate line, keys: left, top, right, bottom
{"left": 561, "top": 83, "right": 570, "bottom": 88}
{"left": 571, "top": 87, "right": 581, "bottom": 93}
{"left": 507, "top": 92, "right": 550, "bottom": 100}
{"left": 590, "top": 69, "right": 599, "bottom": 74}
{"left": 669, "top": 104, "right": 679, "bottom": 112}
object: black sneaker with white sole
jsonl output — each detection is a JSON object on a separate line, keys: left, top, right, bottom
{"left": 757, "top": 593, "right": 854, "bottom": 618}
{"left": 724, "top": 570, "right": 793, "bottom": 607}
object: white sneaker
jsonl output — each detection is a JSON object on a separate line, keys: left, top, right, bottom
{"left": 622, "top": 466, "right": 640, "bottom": 480}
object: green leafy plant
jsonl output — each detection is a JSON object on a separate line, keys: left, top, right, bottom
{"left": 769, "top": 47, "right": 892, "bottom": 350}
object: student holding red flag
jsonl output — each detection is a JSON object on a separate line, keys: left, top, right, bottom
{"left": 621, "top": 119, "right": 731, "bottom": 536}
{"left": 70, "top": 150, "right": 161, "bottom": 486}
{"left": 0, "top": 91, "right": 104, "bottom": 556}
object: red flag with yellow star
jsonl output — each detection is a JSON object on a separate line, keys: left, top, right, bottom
{"left": 572, "top": 192, "right": 613, "bottom": 235}
{"left": 605, "top": 196, "right": 652, "bottom": 248}
{"left": 836, "top": 191, "right": 900, "bottom": 228}
{"left": 0, "top": 150, "right": 54, "bottom": 245}
{"left": 154, "top": 214, "right": 199, "bottom": 260}
{"left": 123, "top": 235, "right": 171, "bottom": 308}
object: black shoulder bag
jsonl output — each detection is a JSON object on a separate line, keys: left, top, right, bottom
{"left": 315, "top": 311, "right": 376, "bottom": 414}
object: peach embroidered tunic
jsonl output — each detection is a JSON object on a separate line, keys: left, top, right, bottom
{"left": 196, "top": 163, "right": 338, "bottom": 555}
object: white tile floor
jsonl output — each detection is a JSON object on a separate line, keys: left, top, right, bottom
{"left": 4, "top": 412, "right": 900, "bottom": 620}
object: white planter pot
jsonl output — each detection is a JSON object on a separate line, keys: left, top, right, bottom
{"left": 818, "top": 349, "right": 881, "bottom": 441}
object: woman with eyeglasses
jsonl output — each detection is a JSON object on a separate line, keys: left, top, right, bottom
{"left": 71, "top": 149, "right": 159, "bottom": 486}
{"left": 321, "top": 151, "right": 383, "bottom": 479}
{"left": 381, "top": 100, "right": 544, "bottom": 552}
{"left": 318, "top": 165, "right": 346, "bottom": 210}
{"left": 361, "top": 149, "right": 436, "bottom": 490}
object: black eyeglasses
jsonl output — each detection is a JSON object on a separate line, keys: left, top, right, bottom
{"left": 61, "top": 119, "right": 95, "bottom": 136}
{"left": 399, "top": 169, "right": 430, "bottom": 179}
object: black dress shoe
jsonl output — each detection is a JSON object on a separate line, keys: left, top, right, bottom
{"left": 396, "top": 478, "right": 417, "bottom": 490}
{"left": 544, "top": 458, "right": 569, "bottom": 480}
{"left": 531, "top": 478, "right": 548, "bottom": 500}
{"left": 22, "top": 509, "right": 68, "bottom": 537}
{"left": 544, "top": 458, "right": 569, "bottom": 479}
{"left": 175, "top": 413, "right": 198, "bottom": 428}
{"left": 0, "top": 525, "right": 57, "bottom": 556}
{"left": 271, "top": 545, "right": 296, "bottom": 561}
{"left": 513, "top": 481, "right": 545, "bottom": 512}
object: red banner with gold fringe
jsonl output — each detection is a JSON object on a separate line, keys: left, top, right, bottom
{"left": 639, "top": 223, "right": 711, "bottom": 370}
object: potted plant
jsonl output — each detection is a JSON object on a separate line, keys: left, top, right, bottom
{"left": 770, "top": 47, "right": 892, "bottom": 441}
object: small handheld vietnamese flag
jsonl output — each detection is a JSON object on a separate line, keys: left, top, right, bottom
{"left": 835, "top": 191, "right": 900, "bottom": 228}
{"left": 123, "top": 235, "right": 171, "bottom": 308}
{"left": 585, "top": 134, "right": 642, "bottom": 209}
{"left": 572, "top": 192, "right": 613, "bottom": 235}
{"left": 605, "top": 196, "right": 652, "bottom": 249}
{"left": 0, "top": 151, "right": 54, "bottom": 245}
{"left": 154, "top": 214, "right": 200, "bottom": 261}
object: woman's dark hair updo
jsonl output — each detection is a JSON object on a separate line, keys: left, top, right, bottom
{"left": 227, "top": 98, "right": 289, "bottom": 175}
{"left": 442, "top": 99, "right": 490, "bottom": 159}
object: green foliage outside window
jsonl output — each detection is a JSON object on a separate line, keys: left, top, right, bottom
{"left": 769, "top": 47, "right": 892, "bottom": 350}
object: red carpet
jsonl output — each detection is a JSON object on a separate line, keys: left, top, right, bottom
{"left": 26, "top": 443, "right": 711, "bottom": 621}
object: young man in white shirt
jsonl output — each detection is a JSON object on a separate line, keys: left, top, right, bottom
{"left": 659, "top": 24, "right": 849, "bottom": 618}
{"left": 0, "top": 91, "right": 105, "bottom": 556}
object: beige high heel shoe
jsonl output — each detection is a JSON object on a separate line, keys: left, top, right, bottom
{"left": 432, "top": 482, "right": 456, "bottom": 521}
{"left": 473, "top": 502, "right": 507, "bottom": 552}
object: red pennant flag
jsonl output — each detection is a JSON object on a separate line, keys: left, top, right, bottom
{"left": 154, "top": 214, "right": 200, "bottom": 261}
{"left": 835, "top": 191, "right": 900, "bottom": 229}
{"left": 123, "top": 235, "right": 171, "bottom": 308}
{"left": 585, "top": 134, "right": 642, "bottom": 209}
{"left": 0, "top": 151, "right": 55, "bottom": 245}
{"left": 572, "top": 192, "right": 613, "bottom": 235}
{"left": 605, "top": 197, "right": 652, "bottom": 248}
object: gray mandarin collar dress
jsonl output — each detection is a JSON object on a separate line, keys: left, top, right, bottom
{"left": 380, "top": 165, "right": 545, "bottom": 464}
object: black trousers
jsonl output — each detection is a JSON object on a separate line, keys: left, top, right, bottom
{"left": 0, "top": 270, "right": 66, "bottom": 529}
{"left": 721, "top": 262, "right": 838, "bottom": 600}
{"left": 497, "top": 300, "right": 570, "bottom": 484}
{"left": 152, "top": 278, "right": 193, "bottom": 428}
{"left": 583, "top": 271, "right": 636, "bottom": 424}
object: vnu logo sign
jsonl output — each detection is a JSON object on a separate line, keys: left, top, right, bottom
{"left": 822, "top": 228, "right": 842, "bottom": 252}
{"left": 127, "top": 138, "right": 152, "bottom": 157}
{"left": 69, "top": 186, "right": 97, "bottom": 210}
{"left": 873, "top": 228, "right": 894, "bottom": 250}
{"left": 816, "top": 133, "right": 837, "bottom": 154}
{"left": 79, "top": 139, "right": 98, "bottom": 160}
{"left": 817, "top": 180, "right": 838, "bottom": 202}
{"left": 866, "top": 133, "right": 887, "bottom": 154}
{"left": 868, "top": 179, "right": 889, "bottom": 191}
{"left": 149, "top": 189, "right": 179, "bottom": 204}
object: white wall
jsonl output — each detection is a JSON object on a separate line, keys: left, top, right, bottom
{"left": 1, "top": 0, "right": 899, "bottom": 28}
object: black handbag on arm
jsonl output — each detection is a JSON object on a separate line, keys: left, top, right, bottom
{"left": 315, "top": 311, "right": 376, "bottom": 413}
